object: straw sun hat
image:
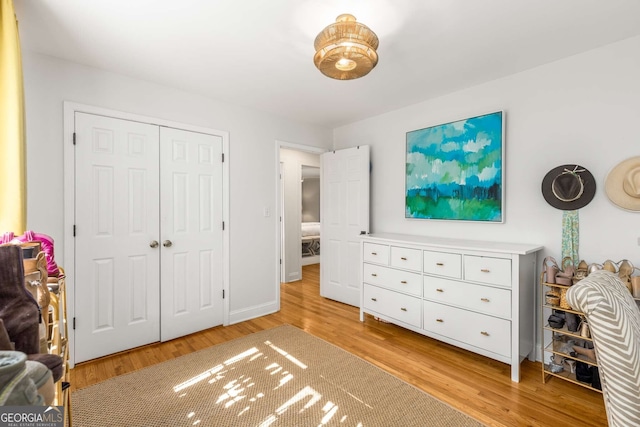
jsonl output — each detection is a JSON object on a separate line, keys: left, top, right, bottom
{"left": 541, "top": 164, "right": 596, "bottom": 210}
{"left": 605, "top": 156, "right": 640, "bottom": 212}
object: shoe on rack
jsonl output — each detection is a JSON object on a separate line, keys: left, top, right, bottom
{"left": 0, "top": 351, "right": 44, "bottom": 406}
{"left": 0, "top": 246, "right": 40, "bottom": 356}
{"left": 543, "top": 256, "right": 559, "bottom": 284}
{"left": 572, "top": 345, "right": 597, "bottom": 362}
{"left": 618, "top": 259, "right": 634, "bottom": 293}
{"left": 573, "top": 260, "right": 589, "bottom": 284}
{"left": 602, "top": 259, "right": 617, "bottom": 273}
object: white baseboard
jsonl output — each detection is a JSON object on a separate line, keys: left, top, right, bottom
{"left": 302, "top": 255, "right": 319, "bottom": 266}
{"left": 228, "top": 300, "right": 279, "bottom": 325}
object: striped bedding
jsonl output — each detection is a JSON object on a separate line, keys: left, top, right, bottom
{"left": 567, "top": 270, "right": 640, "bottom": 426}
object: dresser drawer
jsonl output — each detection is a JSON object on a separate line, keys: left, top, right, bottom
{"left": 390, "top": 246, "right": 422, "bottom": 271}
{"left": 423, "top": 251, "right": 462, "bottom": 279}
{"left": 363, "top": 264, "right": 422, "bottom": 296}
{"left": 363, "top": 243, "right": 389, "bottom": 265}
{"left": 363, "top": 284, "right": 421, "bottom": 327}
{"left": 423, "top": 276, "right": 511, "bottom": 319}
{"left": 423, "top": 301, "right": 511, "bottom": 358}
{"left": 464, "top": 256, "right": 512, "bottom": 288}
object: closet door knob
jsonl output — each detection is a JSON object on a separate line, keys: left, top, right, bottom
{"left": 149, "top": 240, "right": 159, "bottom": 248}
{"left": 163, "top": 240, "right": 173, "bottom": 248}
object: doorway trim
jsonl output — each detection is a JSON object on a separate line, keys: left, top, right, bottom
{"left": 274, "top": 141, "right": 326, "bottom": 302}
{"left": 63, "top": 101, "right": 230, "bottom": 367}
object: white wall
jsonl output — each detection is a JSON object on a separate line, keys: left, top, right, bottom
{"left": 22, "top": 52, "right": 332, "bottom": 323}
{"left": 334, "top": 35, "right": 640, "bottom": 359}
{"left": 334, "top": 35, "right": 640, "bottom": 267}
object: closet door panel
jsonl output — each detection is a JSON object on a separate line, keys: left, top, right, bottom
{"left": 74, "top": 112, "right": 161, "bottom": 363}
{"left": 160, "top": 127, "right": 224, "bottom": 341}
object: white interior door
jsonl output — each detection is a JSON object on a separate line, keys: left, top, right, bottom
{"left": 159, "top": 127, "right": 224, "bottom": 341}
{"left": 320, "top": 146, "right": 370, "bottom": 306}
{"left": 74, "top": 112, "right": 161, "bottom": 363}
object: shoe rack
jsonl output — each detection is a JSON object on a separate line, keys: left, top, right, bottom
{"left": 47, "top": 268, "right": 72, "bottom": 426}
{"left": 541, "top": 273, "right": 601, "bottom": 392}
{"left": 540, "top": 260, "right": 640, "bottom": 392}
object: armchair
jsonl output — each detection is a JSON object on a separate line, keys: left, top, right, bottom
{"left": 566, "top": 270, "right": 640, "bottom": 426}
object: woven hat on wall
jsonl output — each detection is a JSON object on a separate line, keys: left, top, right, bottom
{"left": 605, "top": 156, "right": 640, "bottom": 212}
{"left": 541, "top": 164, "right": 596, "bottom": 210}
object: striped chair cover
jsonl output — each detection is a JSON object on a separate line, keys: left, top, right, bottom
{"left": 566, "top": 270, "right": 640, "bottom": 426}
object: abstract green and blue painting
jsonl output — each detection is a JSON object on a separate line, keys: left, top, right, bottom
{"left": 405, "top": 111, "right": 503, "bottom": 222}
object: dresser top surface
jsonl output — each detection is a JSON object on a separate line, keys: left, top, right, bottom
{"left": 362, "top": 233, "right": 543, "bottom": 255}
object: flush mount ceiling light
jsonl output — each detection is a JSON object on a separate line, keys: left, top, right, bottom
{"left": 313, "top": 14, "right": 379, "bottom": 80}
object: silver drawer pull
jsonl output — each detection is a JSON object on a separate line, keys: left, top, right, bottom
{"left": 401, "top": 257, "right": 407, "bottom": 260}
{"left": 400, "top": 280, "right": 407, "bottom": 284}
{"left": 436, "top": 318, "right": 444, "bottom": 323}
{"left": 436, "top": 288, "right": 444, "bottom": 292}
{"left": 371, "top": 298, "right": 377, "bottom": 302}
{"left": 480, "top": 298, "right": 490, "bottom": 302}
{"left": 436, "top": 262, "right": 444, "bottom": 266}
{"left": 480, "top": 268, "right": 490, "bottom": 273}
{"left": 480, "top": 331, "right": 490, "bottom": 336}
{"left": 400, "top": 307, "right": 407, "bottom": 312}
{"left": 371, "top": 273, "right": 377, "bottom": 277}
{"left": 371, "top": 252, "right": 377, "bottom": 255}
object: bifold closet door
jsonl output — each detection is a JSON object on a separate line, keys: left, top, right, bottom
{"left": 73, "top": 114, "right": 225, "bottom": 363}
{"left": 159, "top": 127, "right": 224, "bottom": 341}
{"left": 74, "top": 113, "right": 161, "bottom": 363}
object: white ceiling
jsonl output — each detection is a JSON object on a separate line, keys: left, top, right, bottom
{"left": 14, "top": 0, "right": 640, "bottom": 129}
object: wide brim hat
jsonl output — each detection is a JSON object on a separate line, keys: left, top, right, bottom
{"left": 541, "top": 164, "right": 596, "bottom": 210}
{"left": 605, "top": 156, "right": 640, "bottom": 212}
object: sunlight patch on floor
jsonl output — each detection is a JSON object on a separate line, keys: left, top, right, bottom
{"left": 264, "top": 340, "right": 308, "bottom": 369}
{"left": 173, "top": 347, "right": 260, "bottom": 392}
{"left": 172, "top": 338, "right": 370, "bottom": 426}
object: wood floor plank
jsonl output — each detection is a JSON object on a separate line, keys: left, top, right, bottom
{"left": 70, "top": 264, "right": 607, "bottom": 426}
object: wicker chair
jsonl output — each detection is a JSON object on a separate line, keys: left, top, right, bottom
{"left": 566, "top": 270, "right": 640, "bottom": 426}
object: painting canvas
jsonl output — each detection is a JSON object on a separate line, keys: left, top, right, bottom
{"left": 405, "top": 111, "right": 504, "bottom": 222}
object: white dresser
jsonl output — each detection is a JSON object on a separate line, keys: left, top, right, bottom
{"left": 360, "top": 233, "right": 542, "bottom": 382}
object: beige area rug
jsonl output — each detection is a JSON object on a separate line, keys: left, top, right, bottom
{"left": 72, "top": 325, "right": 484, "bottom": 426}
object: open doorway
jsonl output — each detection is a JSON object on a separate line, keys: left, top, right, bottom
{"left": 275, "top": 142, "right": 370, "bottom": 309}
{"left": 278, "top": 145, "right": 322, "bottom": 284}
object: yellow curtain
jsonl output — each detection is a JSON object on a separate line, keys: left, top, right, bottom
{"left": 0, "top": 0, "right": 27, "bottom": 234}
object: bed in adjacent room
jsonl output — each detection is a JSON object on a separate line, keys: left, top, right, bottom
{"left": 301, "top": 222, "right": 320, "bottom": 264}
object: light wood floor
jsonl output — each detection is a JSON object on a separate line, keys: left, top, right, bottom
{"left": 70, "top": 264, "right": 607, "bottom": 426}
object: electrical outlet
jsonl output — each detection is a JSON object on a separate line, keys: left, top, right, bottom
{"left": 263, "top": 207, "right": 270, "bottom": 217}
